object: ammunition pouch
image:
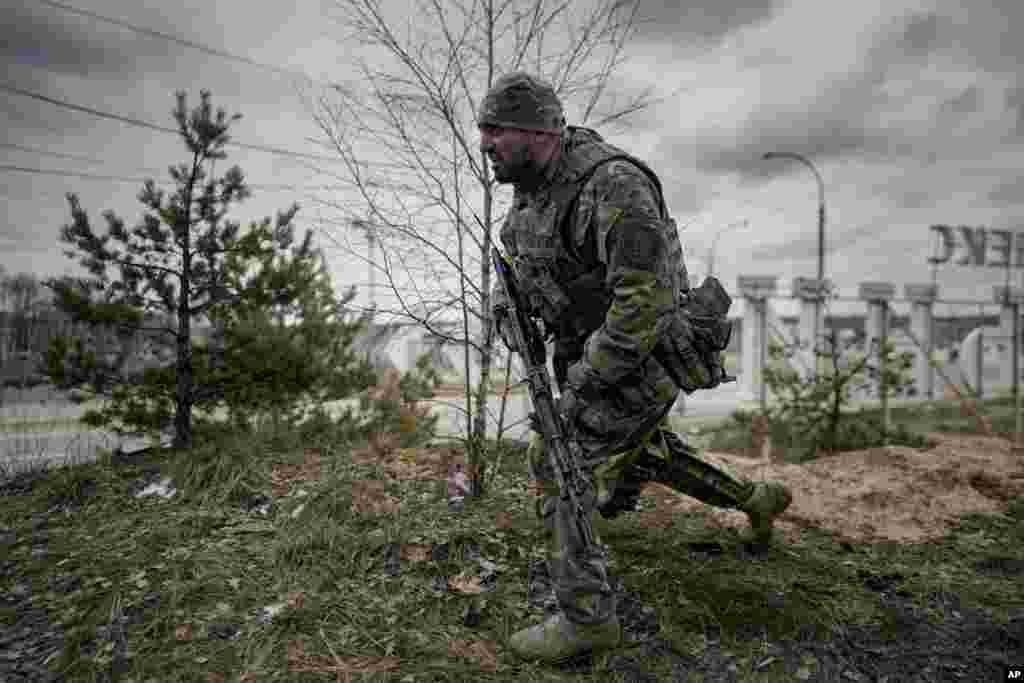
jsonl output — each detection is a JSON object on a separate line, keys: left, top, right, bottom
{"left": 653, "top": 276, "right": 733, "bottom": 394}
{"left": 511, "top": 257, "right": 571, "bottom": 335}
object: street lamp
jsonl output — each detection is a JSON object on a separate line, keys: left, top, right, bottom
{"left": 707, "top": 219, "right": 748, "bottom": 279}
{"left": 352, "top": 218, "right": 378, "bottom": 317}
{"left": 763, "top": 151, "right": 827, "bottom": 373}
{"left": 762, "top": 152, "right": 826, "bottom": 284}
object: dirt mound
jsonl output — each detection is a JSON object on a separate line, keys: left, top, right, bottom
{"left": 649, "top": 433, "right": 1024, "bottom": 544}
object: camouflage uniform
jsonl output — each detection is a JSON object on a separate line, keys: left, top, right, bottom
{"left": 481, "top": 72, "right": 792, "bottom": 661}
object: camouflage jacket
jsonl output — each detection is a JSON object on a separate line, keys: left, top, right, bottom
{"left": 492, "top": 126, "right": 689, "bottom": 441}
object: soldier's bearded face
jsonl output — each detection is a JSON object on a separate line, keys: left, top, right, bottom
{"left": 479, "top": 125, "right": 546, "bottom": 185}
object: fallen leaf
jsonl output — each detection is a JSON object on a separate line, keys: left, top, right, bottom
{"left": 448, "top": 639, "right": 497, "bottom": 672}
{"left": 286, "top": 639, "right": 401, "bottom": 675}
{"left": 206, "top": 673, "right": 226, "bottom": 683}
{"left": 400, "top": 544, "right": 432, "bottom": 562}
{"left": 350, "top": 479, "right": 401, "bottom": 514}
{"left": 494, "top": 511, "right": 513, "bottom": 529}
{"left": 175, "top": 624, "right": 193, "bottom": 641}
{"left": 238, "top": 674, "right": 256, "bottom": 683}
{"left": 449, "top": 571, "right": 485, "bottom": 594}
{"left": 286, "top": 592, "right": 306, "bottom": 609}
{"left": 270, "top": 451, "right": 323, "bottom": 497}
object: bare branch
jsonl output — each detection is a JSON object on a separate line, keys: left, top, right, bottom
{"left": 304, "top": 0, "right": 656, "bottom": 451}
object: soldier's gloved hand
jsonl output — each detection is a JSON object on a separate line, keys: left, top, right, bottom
{"left": 565, "top": 361, "right": 604, "bottom": 399}
{"left": 556, "top": 387, "right": 580, "bottom": 428}
{"left": 659, "top": 315, "right": 718, "bottom": 393}
{"left": 559, "top": 361, "right": 606, "bottom": 429}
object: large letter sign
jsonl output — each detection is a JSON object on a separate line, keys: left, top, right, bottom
{"left": 929, "top": 225, "right": 1024, "bottom": 268}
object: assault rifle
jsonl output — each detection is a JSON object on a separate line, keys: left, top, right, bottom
{"left": 491, "top": 248, "right": 599, "bottom": 553}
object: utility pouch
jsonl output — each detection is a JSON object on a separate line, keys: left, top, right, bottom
{"left": 512, "top": 257, "right": 571, "bottom": 336}
{"left": 652, "top": 276, "right": 733, "bottom": 394}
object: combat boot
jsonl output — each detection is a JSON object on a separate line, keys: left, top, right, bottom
{"left": 508, "top": 612, "right": 621, "bottom": 663}
{"left": 737, "top": 481, "right": 793, "bottom": 545}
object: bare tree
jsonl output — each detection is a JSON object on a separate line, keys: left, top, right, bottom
{"left": 1, "top": 272, "right": 50, "bottom": 355}
{"left": 0, "top": 265, "right": 7, "bottom": 363}
{"left": 303, "top": 0, "right": 667, "bottom": 496}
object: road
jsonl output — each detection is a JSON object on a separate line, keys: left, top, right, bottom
{"left": 0, "top": 427, "right": 159, "bottom": 477}
{"left": 1, "top": 383, "right": 760, "bottom": 479}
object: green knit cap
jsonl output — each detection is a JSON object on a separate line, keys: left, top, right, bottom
{"left": 478, "top": 71, "right": 565, "bottom": 133}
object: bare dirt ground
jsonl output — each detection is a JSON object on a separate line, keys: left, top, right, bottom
{"left": 590, "top": 433, "right": 1023, "bottom": 681}
{"left": 644, "top": 432, "right": 1024, "bottom": 544}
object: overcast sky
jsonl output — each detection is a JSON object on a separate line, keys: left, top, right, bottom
{"left": 3, "top": 0, "right": 1023, "bottom": 321}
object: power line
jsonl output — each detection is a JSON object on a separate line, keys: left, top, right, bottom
{"left": 0, "top": 163, "right": 148, "bottom": 185}
{"left": 1, "top": 141, "right": 165, "bottom": 175}
{"left": 0, "top": 82, "right": 401, "bottom": 167}
{"left": 35, "top": 0, "right": 354, "bottom": 93}
{"left": 3, "top": 81, "right": 179, "bottom": 133}
{"left": 0, "top": 142, "right": 394, "bottom": 191}
{"left": 0, "top": 163, "right": 351, "bottom": 192}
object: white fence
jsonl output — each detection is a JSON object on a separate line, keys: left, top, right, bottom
{"left": 734, "top": 278, "right": 1022, "bottom": 405}
{"left": 359, "top": 281, "right": 1022, "bottom": 407}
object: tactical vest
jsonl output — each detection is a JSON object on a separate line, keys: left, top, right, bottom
{"left": 502, "top": 126, "right": 689, "bottom": 352}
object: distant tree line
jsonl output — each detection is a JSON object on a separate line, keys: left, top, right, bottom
{"left": 0, "top": 277, "right": 215, "bottom": 381}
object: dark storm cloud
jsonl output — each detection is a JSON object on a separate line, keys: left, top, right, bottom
{"left": 747, "top": 233, "right": 818, "bottom": 261}
{"left": 943, "top": 0, "right": 1024, "bottom": 74}
{"left": 987, "top": 177, "right": 1024, "bottom": 207}
{"left": 882, "top": 3, "right": 1024, "bottom": 139}
{"left": 1006, "top": 87, "right": 1024, "bottom": 137}
{"left": 628, "top": 0, "right": 782, "bottom": 45}
{"left": 895, "top": 189, "right": 936, "bottom": 211}
{"left": 747, "top": 219, "right": 887, "bottom": 262}
{"left": 695, "top": 113, "right": 873, "bottom": 179}
{"left": 685, "top": 6, "right": 1023, "bottom": 181}
{"left": 0, "top": 2, "right": 141, "bottom": 77}
{"left": 897, "top": 10, "right": 943, "bottom": 58}
{"left": 939, "top": 85, "right": 982, "bottom": 118}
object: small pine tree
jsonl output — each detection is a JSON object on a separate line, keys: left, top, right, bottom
{"left": 202, "top": 236, "right": 377, "bottom": 431}
{"left": 43, "top": 90, "right": 369, "bottom": 447}
{"left": 763, "top": 327, "right": 916, "bottom": 459}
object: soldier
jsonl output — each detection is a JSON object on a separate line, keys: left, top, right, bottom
{"left": 480, "top": 72, "right": 793, "bottom": 663}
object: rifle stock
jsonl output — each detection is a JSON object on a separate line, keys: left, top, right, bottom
{"left": 490, "top": 248, "right": 598, "bottom": 552}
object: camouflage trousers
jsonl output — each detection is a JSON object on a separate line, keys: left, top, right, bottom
{"left": 527, "top": 410, "right": 755, "bottom": 626}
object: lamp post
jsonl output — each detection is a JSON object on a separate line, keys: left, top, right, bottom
{"left": 352, "top": 218, "right": 378, "bottom": 317}
{"left": 765, "top": 152, "right": 827, "bottom": 282}
{"left": 763, "top": 152, "right": 827, "bottom": 368}
{"left": 762, "top": 152, "right": 826, "bottom": 283}
{"left": 706, "top": 219, "right": 748, "bottom": 279}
